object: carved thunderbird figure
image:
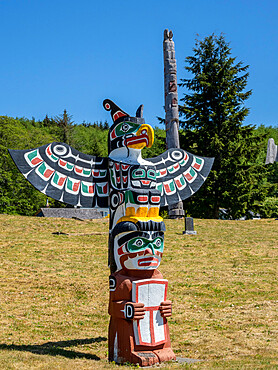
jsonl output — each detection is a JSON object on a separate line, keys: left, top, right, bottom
{"left": 9, "top": 99, "right": 214, "bottom": 366}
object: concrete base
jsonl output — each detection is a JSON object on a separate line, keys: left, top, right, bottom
{"left": 183, "top": 230, "right": 197, "bottom": 235}
{"left": 142, "top": 356, "right": 201, "bottom": 367}
{"left": 175, "top": 357, "right": 202, "bottom": 364}
{"left": 36, "top": 207, "right": 109, "bottom": 219}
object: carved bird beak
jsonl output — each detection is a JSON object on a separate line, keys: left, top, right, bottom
{"left": 125, "top": 124, "right": 154, "bottom": 149}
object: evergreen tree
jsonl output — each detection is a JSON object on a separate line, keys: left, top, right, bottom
{"left": 179, "top": 34, "right": 270, "bottom": 219}
{"left": 41, "top": 114, "right": 57, "bottom": 127}
{"left": 55, "top": 109, "right": 74, "bottom": 144}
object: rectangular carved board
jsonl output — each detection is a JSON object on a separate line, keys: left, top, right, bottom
{"left": 132, "top": 279, "right": 168, "bottom": 346}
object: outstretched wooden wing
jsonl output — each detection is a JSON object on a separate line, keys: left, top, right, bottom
{"left": 147, "top": 148, "right": 214, "bottom": 207}
{"left": 9, "top": 142, "right": 109, "bottom": 208}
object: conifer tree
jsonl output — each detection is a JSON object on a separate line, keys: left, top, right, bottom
{"left": 55, "top": 109, "right": 74, "bottom": 144}
{"left": 179, "top": 34, "right": 269, "bottom": 219}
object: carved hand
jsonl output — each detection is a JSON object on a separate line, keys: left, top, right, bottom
{"left": 124, "top": 302, "right": 145, "bottom": 320}
{"left": 159, "top": 300, "right": 172, "bottom": 318}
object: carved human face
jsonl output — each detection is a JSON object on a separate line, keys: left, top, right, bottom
{"left": 114, "top": 230, "right": 164, "bottom": 271}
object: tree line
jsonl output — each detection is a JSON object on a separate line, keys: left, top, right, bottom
{"left": 0, "top": 34, "right": 277, "bottom": 218}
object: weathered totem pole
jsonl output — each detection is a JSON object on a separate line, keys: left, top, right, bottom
{"left": 265, "top": 138, "right": 278, "bottom": 164}
{"left": 9, "top": 99, "right": 214, "bottom": 366}
{"left": 163, "top": 29, "right": 184, "bottom": 218}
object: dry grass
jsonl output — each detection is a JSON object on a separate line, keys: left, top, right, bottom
{"left": 0, "top": 214, "right": 277, "bottom": 369}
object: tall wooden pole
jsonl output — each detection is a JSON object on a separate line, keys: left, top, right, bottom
{"left": 163, "top": 29, "right": 184, "bottom": 218}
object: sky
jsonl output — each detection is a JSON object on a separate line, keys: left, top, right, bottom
{"left": 0, "top": 0, "right": 278, "bottom": 128}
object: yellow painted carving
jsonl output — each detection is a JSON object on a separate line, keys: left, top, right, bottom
{"left": 125, "top": 206, "right": 159, "bottom": 218}
{"left": 117, "top": 215, "right": 163, "bottom": 224}
{"left": 147, "top": 207, "right": 159, "bottom": 217}
{"left": 125, "top": 207, "right": 136, "bottom": 216}
{"left": 136, "top": 207, "right": 148, "bottom": 217}
{"left": 126, "top": 124, "right": 154, "bottom": 149}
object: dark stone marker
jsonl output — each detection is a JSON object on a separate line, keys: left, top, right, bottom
{"left": 183, "top": 217, "right": 197, "bottom": 235}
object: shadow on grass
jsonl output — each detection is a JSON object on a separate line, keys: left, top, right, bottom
{"left": 0, "top": 336, "right": 107, "bottom": 360}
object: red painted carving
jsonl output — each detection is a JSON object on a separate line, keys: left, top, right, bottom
{"left": 109, "top": 269, "right": 175, "bottom": 366}
{"left": 169, "top": 81, "right": 177, "bottom": 92}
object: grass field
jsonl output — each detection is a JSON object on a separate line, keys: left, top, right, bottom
{"left": 0, "top": 214, "right": 277, "bottom": 369}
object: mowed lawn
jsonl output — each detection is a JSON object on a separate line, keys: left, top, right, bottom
{"left": 0, "top": 214, "right": 277, "bottom": 369}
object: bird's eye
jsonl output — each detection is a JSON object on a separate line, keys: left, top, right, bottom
{"left": 121, "top": 123, "right": 130, "bottom": 133}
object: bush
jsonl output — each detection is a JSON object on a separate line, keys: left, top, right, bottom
{"left": 259, "top": 197, "right": 278, "bottom": 218}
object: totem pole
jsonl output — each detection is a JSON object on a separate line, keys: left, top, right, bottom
{"left": 163, "top": 29, "right": 184, "bottom": 218}
{"left": 265, "top": 138, "right": 278, "bottom": 164}
{"left": 9, "top": 99, "right": 214, "bottom": 366}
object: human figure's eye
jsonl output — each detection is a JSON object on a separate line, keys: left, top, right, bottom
{"left": 154, "top": 238, "right": 162, "bottom": 248}
{"left": 134, "top": 239, "right": 144, "bottom": 247}
{"left": 127, "top": 237, "right": 148, "bottom": 252}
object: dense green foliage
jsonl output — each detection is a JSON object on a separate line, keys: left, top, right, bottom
{"left": 0, "top": 117, "right": 57, "bottom": 215}
{"left": 179, "top": 34, "right": 276, "bottom": 219}
{"left": 73, "top": 123, "right": 108, "bottom": 157}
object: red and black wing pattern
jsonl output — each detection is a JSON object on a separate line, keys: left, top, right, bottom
{"left": 9, "top": 142, "right": 109, "bottom": 208}
{"left": 147, "top": 148, "right": 214, "bottom": 207}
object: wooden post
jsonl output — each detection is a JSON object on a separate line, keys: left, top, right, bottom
{"left": 265, "top": 138, "right": 278, "bottom": 164}
{"left": 163, "top": 29, "right": 184, "bottom": 218}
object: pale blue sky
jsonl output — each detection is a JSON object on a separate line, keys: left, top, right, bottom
{"left": 0, "top": 0, "right": 277, "bottom": 127}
